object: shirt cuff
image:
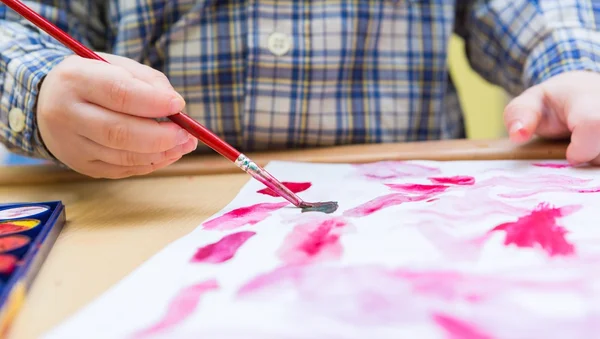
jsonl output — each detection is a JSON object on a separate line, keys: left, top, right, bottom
{"left": 0, "top": 49, "right": 71, "bottom": 164}
{"left": 523, "top": 27, "right": 600, "bottom": 88}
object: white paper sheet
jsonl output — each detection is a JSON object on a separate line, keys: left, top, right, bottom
{"left": 43, "top": 160, "right": 600, "bottom": 339}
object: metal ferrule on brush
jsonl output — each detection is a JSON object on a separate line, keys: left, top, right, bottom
{"left": 235, "top": 154, "right": 304, "bottom": 206}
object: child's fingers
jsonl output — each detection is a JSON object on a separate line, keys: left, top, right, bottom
{"left": 566, "top": 120, "right": 600, "bottom": 165}
{"left": 100, "top": 53, "right": 180, "bottom": 95}
{"left": 84, "top": 156, "right": 183, "bottom": 179}
{"left": 73, "top": 102, "right": 192, "bottom": 153}
{"left": 503, "top": 87, "right": 545, "bottom": 142}
{"left": 60, "top": 56, "right": 184, "bottom": 117}
{"left": 79, "top": 135, "right": 196, "bottom": 167}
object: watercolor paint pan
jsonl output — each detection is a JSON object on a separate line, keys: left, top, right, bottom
{"left": 0, "top": 201, "right": 65, "bottom": 336}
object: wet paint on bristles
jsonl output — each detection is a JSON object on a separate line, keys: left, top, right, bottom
{"left": 299, "top": 201, "right": 339, "bottom": 214}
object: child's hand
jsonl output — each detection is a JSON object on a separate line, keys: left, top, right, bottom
{"left": 504, "top": 71, "right": 600, "bottom": 165}
{"left": 37, "top": 53, "right": 197, "bottom": 179}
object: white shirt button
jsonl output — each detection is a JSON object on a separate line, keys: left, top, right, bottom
{"left": 267, "top": 32, "right": 291, "bottom": 56}
{"left": 8, "top": 108, "right": 25, "bottom": 133}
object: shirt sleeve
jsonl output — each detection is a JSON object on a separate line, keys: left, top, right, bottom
{"left": 0, "top": 1, "right": 106, "bottom": 161}
{"left": 455, "top": 0, "right": 600, "bottom": 96}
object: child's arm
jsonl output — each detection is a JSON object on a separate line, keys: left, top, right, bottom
{"left": 456, "top": 1, "right": 600, "bottom": 165}
{"left": 0, "top": 0, "right": 107, "bottom": 160}
{"left": 454, "top": 0, "right": 600, "bottom": 96}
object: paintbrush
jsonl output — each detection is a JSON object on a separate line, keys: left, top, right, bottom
{"left": 1, "top": 0, "right": 338, "bottom": 213}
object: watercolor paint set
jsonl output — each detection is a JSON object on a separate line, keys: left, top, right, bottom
{"left": 0, "top": 201, "right": 65, "bottom": 335}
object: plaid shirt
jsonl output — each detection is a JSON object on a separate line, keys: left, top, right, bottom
{"left": 1, "top": 1, "right": 600, "bottom": 160}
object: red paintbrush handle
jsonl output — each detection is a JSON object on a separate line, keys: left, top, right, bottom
{"left": 0, "top": 0, "right": 241, "bottom": 162}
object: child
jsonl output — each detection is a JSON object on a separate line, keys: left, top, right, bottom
{"left": 1, "top": 1, "right": 599, "bottom": 178}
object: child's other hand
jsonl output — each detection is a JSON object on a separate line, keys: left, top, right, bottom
{"left": 37, "top": 53, "right": 197, "bottom": 179}
{"left": 503, "top": 70, "right": 600, "bottom": 166}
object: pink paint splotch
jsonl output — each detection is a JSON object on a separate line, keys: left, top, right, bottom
{"left": 488, "top": 202, "right": 581, "bottom": 257}
{"left": 202, "top": 202, "right": 288, "bottom": 230}
{"left": 131, "top": 279, "right": 219, "bottom": 338}
{"left": 429, "top": 176, "right": 475, "bottom": 186}
{"left": 277, "top": 217, "right": 351, "bottom": 264}
{"left": 433, "top": 313, "right": 493, "bottom": 339}
{"left": 257, "top": 182, "right": 312, "bottom": 197}
{"left": 191, "top": 231, "right": 256, "bottom": 264}
{"left": 353, "top": 161, "right": 440, "bottom": 180}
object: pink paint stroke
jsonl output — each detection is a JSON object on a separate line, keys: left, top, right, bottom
{"left": 432, "top": 313, "right": 493, "bottom": 339}
{"left": 131, "top": 279, "right": 219, "bottom": 338}
{"left": 352, "top": 161, "right": 440, "bottom": 180}
{"left": 474, "top": 174, "right": 600, "bottom": 198}
{"left": 191, "top": 231, "right": 256, "bottom": 264}
{"left": 202, "top": 202, "right": 288, "bottom": 230}
{"left": 237, "top": 264, "right": 593, "bottom": 332}
{"left": 428, "top": 176, "right": 475, "bottom": 185}
{"left": 343, "top": 192, "right": 436, "bottom": 217}
{"left": 532, "top": 162, "right": 571, "bottom": 168}
{"left": 277, "top": 217, "right": 350, "bottom": 264}
{"left": 487, "top": 202, "right": 581, "bottom": 257}
{"left": 237, "top": 265, "right": 432, "bottom": 325}
{"left": 498, "top": 186, "right": 600, "bottom": 199}
{"left": 385, "top": 183, "right": 450, "bottom": 194}
{"left": 257, "top": 182, "right": 312, "bottom": 197}
{"left": 412, "top": 188, "right": 529, "bottom": 222}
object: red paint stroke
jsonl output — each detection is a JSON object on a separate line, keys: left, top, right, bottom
{"left": 353, "top": 161, "right": 440, "bottom": 180}
{"left": 202, "top": 202, "right": 288, "bottom": 230}
{"left": 429, "top": 176, "right": 475, "bottom": 185}
{"left": 385, "top": 183, "right": 450, "bottom": 194}
{"left": 277, "top": 218, "right": 349, "bottom": 264}
{"left": 257, "top": 182, "right": 312, "bottom": 197}
{"left": 343, "top": 191, "right": 441, "bottom": 217}
{"left": 433, "top": 313, "right": 493, "bottom": 339}
{"left": 489, "top": 203, "right": 581, "bottom": 256}
{"left": 191, "top": 231, "right": 256, "bottom": 264}
{"left": 132, "top": 279, "right": 219, "bottom": 338}
{"left": 532, "top": 162, "right": 571, "bottom": 168}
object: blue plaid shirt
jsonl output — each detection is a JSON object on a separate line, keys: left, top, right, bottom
{"left": 1, "top": 1, "right": 600, "bottom": 160}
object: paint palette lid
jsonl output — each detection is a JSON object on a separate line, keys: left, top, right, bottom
{"left": 0, "top": 204, "right": 50, "bottom": 220}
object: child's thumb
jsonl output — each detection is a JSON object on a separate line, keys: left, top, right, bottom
{"left": 503, "top": 87, "right": 544, "bottom": 143}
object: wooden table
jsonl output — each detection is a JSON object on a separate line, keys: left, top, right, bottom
{"left": 0, "top": 138, "right": 567, "bottom": 339}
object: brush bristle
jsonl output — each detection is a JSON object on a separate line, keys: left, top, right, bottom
{"left": 299, "top": 201, "right": 339, "bottom": 214}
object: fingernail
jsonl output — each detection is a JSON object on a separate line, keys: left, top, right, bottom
{"left": 509, "top": 121, "right": 528, "bottom": 140}
{"left": 176, "top": 129, "right": 189, "bottom": 145}
{"left": 169, "top": 95, "right": 185, "bottom": 113}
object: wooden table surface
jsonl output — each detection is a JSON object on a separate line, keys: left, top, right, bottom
{"left": 0, "top": 138, "right": 567, "bottom": 339}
